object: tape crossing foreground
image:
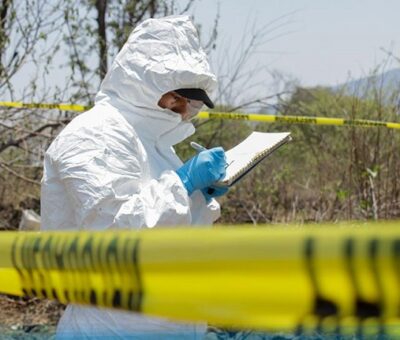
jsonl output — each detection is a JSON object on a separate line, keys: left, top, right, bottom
{"left": 1, "top": 101, "right": 400, "bottom": 129}
{"left": 1, "top": 222, "right": 400, "bottom": 336}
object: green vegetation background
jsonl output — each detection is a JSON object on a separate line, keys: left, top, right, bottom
{"left": 1, "top": 87, "right": 400, "bottom": 228}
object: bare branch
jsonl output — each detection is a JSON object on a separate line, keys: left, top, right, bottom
{"left": 0, "top": 119, "right": 69, "bottom": 153}
{"left": 0, "top": 160, "right": 40, "bottom": 186}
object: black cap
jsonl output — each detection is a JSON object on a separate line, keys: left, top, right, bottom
{"left": 174, "top": 88, "right": 214, "bottom": 109}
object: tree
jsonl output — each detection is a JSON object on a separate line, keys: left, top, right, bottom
{"left": 0, "top": 0, "right": 67, "bottom": 227}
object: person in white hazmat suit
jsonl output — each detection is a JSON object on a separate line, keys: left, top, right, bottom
{"left": 41, "top": 15, "right": 228, "bottom": 339}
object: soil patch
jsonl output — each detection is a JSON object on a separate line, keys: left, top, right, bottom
{"left": 0, "top": 294, "right": 64, "bottom": 338}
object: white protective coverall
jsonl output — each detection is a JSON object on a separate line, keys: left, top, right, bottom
{"left": 41, "top": 15, "right": 220, "bottom": 339}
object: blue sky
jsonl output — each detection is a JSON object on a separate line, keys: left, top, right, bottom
{"left": 8, "top": 0, "right": 400, "bottom": 104}
{"left": 190, "top": 0, "right": 400, "bottom": 87}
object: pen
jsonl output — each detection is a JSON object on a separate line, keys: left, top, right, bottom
{"left": 191, "top": 141, "right": 231, "bottom": 169}
{"left": 190, "top": 141, "right": 207, "bottom": 153}
{"left": 189, "top": 141, "right": 216, "bottom": 195}
{"left": 189, "top": 141, "right": 227, "bottom": 196}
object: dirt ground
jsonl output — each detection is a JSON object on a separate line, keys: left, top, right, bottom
{"left": 0, "top": 295, "right": 306, "bottom": 339}
{"left": 0, "top": 294, "right": 64, "bottom": 338}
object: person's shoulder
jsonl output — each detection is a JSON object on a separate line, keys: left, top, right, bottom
{"left": 64, "top": 106, "right": 109, "bottom": 133}
{"left": 45, "top": 107, "right": 101, "bottom": 156}
{"left": 46, "top": 105, "right": 137, "bottom": 159}
{"left": 56, "top": 104, "right": 130, "bottom": 140}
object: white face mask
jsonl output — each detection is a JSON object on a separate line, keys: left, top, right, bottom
{"left": 187, "top": 100, "right": 204, "bottom": 120}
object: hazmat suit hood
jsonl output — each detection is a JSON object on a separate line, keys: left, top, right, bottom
{"left": 95, "top": 15, "right": 217, "bottom": 146}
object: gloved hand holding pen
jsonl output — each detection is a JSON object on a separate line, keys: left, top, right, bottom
{"left": 176, "top": 146, "right": 227, "bottom": 196}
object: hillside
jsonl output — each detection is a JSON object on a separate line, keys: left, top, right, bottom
{"left": 334, "top": 68, "right": 400, "bottom": 105}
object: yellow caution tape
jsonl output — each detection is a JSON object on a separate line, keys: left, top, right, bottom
{"left": 197, "top": 111, "right": 400, "bottom": 130}
{"left": 1, "top": 101, "right": 400, "bottom": 129}
{"left": 0, "top": 101, "right": 89, "bottom": 112}
{"left": 1, "top": 222, "right": 400, "bottom": 335}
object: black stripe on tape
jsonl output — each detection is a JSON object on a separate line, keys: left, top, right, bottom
{"left": 304, "top": 238, "right": 338, "bottom": 320}
{"left": 10, "top": 234, "right": 143, "bottom": 312}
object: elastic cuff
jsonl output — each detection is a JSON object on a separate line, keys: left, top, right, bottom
{"left": 175, "top": 170, "right": 194, "bottom": 195}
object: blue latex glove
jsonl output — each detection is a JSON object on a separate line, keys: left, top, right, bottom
{"left": 201, "top": 185, "right": 229, "bottom": 203}
{"left": 176, "top": 147, "right": 226, "bottom": 195}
